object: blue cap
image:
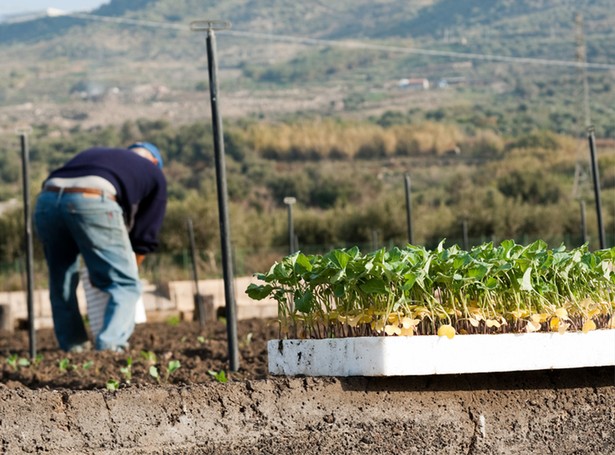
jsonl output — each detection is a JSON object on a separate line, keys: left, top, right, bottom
{"left": 128, "top": 142, "right": 163, "bottom": 169}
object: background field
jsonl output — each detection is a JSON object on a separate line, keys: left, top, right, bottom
{"left": 0, "top": 0, "right": 614, "bottom": 289}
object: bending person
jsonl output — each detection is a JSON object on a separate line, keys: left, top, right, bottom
{"left": 34, "top": 142, "right": 167, "bottom": 352}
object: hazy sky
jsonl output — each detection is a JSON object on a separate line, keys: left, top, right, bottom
{"left": 0, "top": 1, "right": 109, "bottom": 15}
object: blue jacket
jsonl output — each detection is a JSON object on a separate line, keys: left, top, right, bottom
{"left": 46, "top": 147, "right": 167, "bottom": 254}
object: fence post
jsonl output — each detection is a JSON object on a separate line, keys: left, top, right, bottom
{"left": 191, "top": 19, "right": 239, "bottom": 372}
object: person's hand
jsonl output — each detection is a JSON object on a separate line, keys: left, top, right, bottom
{"left": 136, "top": 254, "right": 146, "bottom": 267}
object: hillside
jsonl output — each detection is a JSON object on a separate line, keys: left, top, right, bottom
{"left": 0, "top": 0, "right": 613, "bottom": 138}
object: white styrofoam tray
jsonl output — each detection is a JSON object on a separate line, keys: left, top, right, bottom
{"left": 268, "top": 329, "right": 615, "bottom": 376}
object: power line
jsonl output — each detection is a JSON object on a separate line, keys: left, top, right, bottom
{"left": 57, "top": 11, "right": 615, "bottom": 71}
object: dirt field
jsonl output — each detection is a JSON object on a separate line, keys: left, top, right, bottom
{"left": 0, "top": 318, "right": 614, "bottom": 454}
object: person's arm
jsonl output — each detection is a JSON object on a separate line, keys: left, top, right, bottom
{"left": 136, "top": 254, "right": 146, "bottom": 267}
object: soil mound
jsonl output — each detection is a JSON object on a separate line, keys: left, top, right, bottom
{"left": 1, "top": 319, "right": 613, "bottom": 454}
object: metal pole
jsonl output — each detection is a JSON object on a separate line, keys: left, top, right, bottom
{"left": 462, "top": 219, "right": 469, "bottom": 251}
{"left": 283, "top": 197, "right": 296, "bottom": 255}
{"left": 587, "top": 127, "right": 606, "bottom": 249}
{"left": 191, "top": 20, "right": 238, "bottom": 371}
{"left": 19, "top": 132, "right": 36, "bottom": 359}
{"left": 404, "top": 174, "right": 414, "bottom": 244}
{"left": 371, "top": 230, "right": 379, "bottom": 251}
{"left": 187, "top": 218, "right": 206, "bottom": 330}
{"left": 579, "top": 199, "right": 588, "bottom": 245}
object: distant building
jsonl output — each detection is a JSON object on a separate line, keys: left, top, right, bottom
{"left": 398, "top": 78, "right": 430, "bottom": 90}
{"left": 437, "top": 76, "right": 467, "bottom": 88}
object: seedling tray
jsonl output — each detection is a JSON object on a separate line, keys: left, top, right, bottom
{"left": 268, "top": 329, "right": 615, "bottom": 376}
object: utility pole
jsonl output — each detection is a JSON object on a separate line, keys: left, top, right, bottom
{"left": 575, "top": 13, "right": 591, "bottom": 129}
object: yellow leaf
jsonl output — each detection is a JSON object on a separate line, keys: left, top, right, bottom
{"left": 511, "top": 309, "right": 529, "bottom": 320}
{"left": 558, "top": 322, "right": 570, "bottom": 334}
{"left": 468, "top": 307, "right": 483, "bottom": 320}
{"left": 401, "top": 317, "right": 420, "bottom": 329}
{"left": 588, "top": 308, "right": 601, "bottom": 318}
{"left": 437, "top": 325, "right": 456, "bottom": 339}
{"left": 526, "top": 321, "right": 541, "bottom": 333}
{"left": 347, "top": 315, "right": 362, "bottom": 327}
{"left": 399, "top": 327, "right": 414, "bottom": 337}
{"left": 582, "top": 320, "right": 596, "bottom": 333}
{"left": 608, "top": 318, "right": 615, "bottom": 329}
{"left": 359, "top": 315, "right": 372, "bottom": 324}
{"left": 486, "top": 319, "right": 501, "bottom": 328}
{"left": 387, "top": 313, "right": 402, "bottom": 324}
{"left": 555, "top": 308, "right": 568, "bottom": 319}
{"left": 549, "top": 317, "right": 560, "bottom": 331}
{"left": 530, "top": 314, "right": 542, "bottom": 324}
{"left": 384, "top": 324, "right": 398, "bottom": 336}
{"left": 372, "top": 320, "right": 385, "bottom": 333}
{"left": 469, "top": 318, "right": 480, "bottom": 328}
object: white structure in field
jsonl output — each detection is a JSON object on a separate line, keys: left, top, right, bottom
{"left": 268, "top": 330, "right": 615, "bottom": 376}
{"left": 398, "top": 78, "right": 430, "bottom": 90}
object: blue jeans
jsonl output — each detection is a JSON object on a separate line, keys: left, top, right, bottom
{"left": 34, "top": 191, "right": 141, "bottom": 351}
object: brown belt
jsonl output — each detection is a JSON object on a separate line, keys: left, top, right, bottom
{"left": 44, "top": 186, "right": 117, "bottom": 201}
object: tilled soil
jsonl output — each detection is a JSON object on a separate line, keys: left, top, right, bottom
{"left": 0, "top": 318, "right": 276, "bottom": 390}
{"left": 1, "top": 318, "right": 614, "bottom": 454}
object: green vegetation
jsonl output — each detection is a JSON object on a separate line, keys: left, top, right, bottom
{"left": 207, "top": 369, "right": 228, "bottom": 383}
{"left": 0, "top": 116, "right": 613, "bottom": 291}
{"left": 247, "top": 241, "right": 615, "bottom": 339}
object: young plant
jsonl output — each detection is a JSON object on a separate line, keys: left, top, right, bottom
{"left": 149, "top": 365, "right": 160, "bottom": 383}
{"left": 148, "top": 360, "right": 181, "bottom": 384}
{"left": 208, "top": 369, "right": 228, "bottom": 383}
{"left": 58, "top": 358, "right": 73, "bottom": 373}
{"left": 106, "top": 379, "right": 120, "bottom": 391}
{"left": 120, "top": 357, "right": 133, "bottom": 383}
{"left": 140, "top": 350, "right": 157, "bottom": 365}
{"left": 247, "top": 241, "right": 615, "bottom": 339}
{"left": 6, "top": 354, "right": 30, "bottom": 372}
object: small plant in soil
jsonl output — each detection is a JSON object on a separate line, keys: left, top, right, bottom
{"left": 247, "top": 240, "right": 615, "bottom": 339}
{"left": 140, "top": 350, "right": 157, "bottom": 365}
{"left": 120, "top": 357, "right": 133, "bottom": 383}
{"left": 106, "top": 378, "right": 120, "bottom": 391}
{"left": 149, "top": 360, "right": 181, "bottom": 384}
{"left": 58, "top": 358, "right": 74, "bottom": 373}
{"left": 6, "top": 354, "right": 30, "bottom": 372}
{"left": 208, "top": 369, "right": 228, "bottom": 383}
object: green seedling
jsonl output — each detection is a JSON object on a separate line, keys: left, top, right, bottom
{"left": 197, "top": 336, "right": 206, "bottom": 344}
{"left": 106, "top": 379, "right": 120, "bottom": 391}
{"left": 247, "top": 241, "right": 615, "bottom": 339}
{"left": 167, "top": 360, "right": 181, "bottom": 377}
{"left": 58, "top": 358, "right": 72, "bottom": 373}
{"left": 140, "top": 350, "right": 157, "bottom": 365}
{"left": 208, "top": 369, "right": 228, "bottom": 383}
{"left": 6, "top": 353, "right": 30, "bottom": 371}
{"left": 149, "top": 360, "right": 181, "bottom": 384}
{"left": 120, "top": 357, "right": 133, "bottom": 383}
{"left": 82, "top": 360, "right": 94, "bottom": 370}
{"left": 166, "top": 315, "right": 181, "bottom": 327}
{"left": 149, "top": 365, "right": 160, "bottom": 382}
{"left": 33, "top": 353, "right": 44, "bottom": 367}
